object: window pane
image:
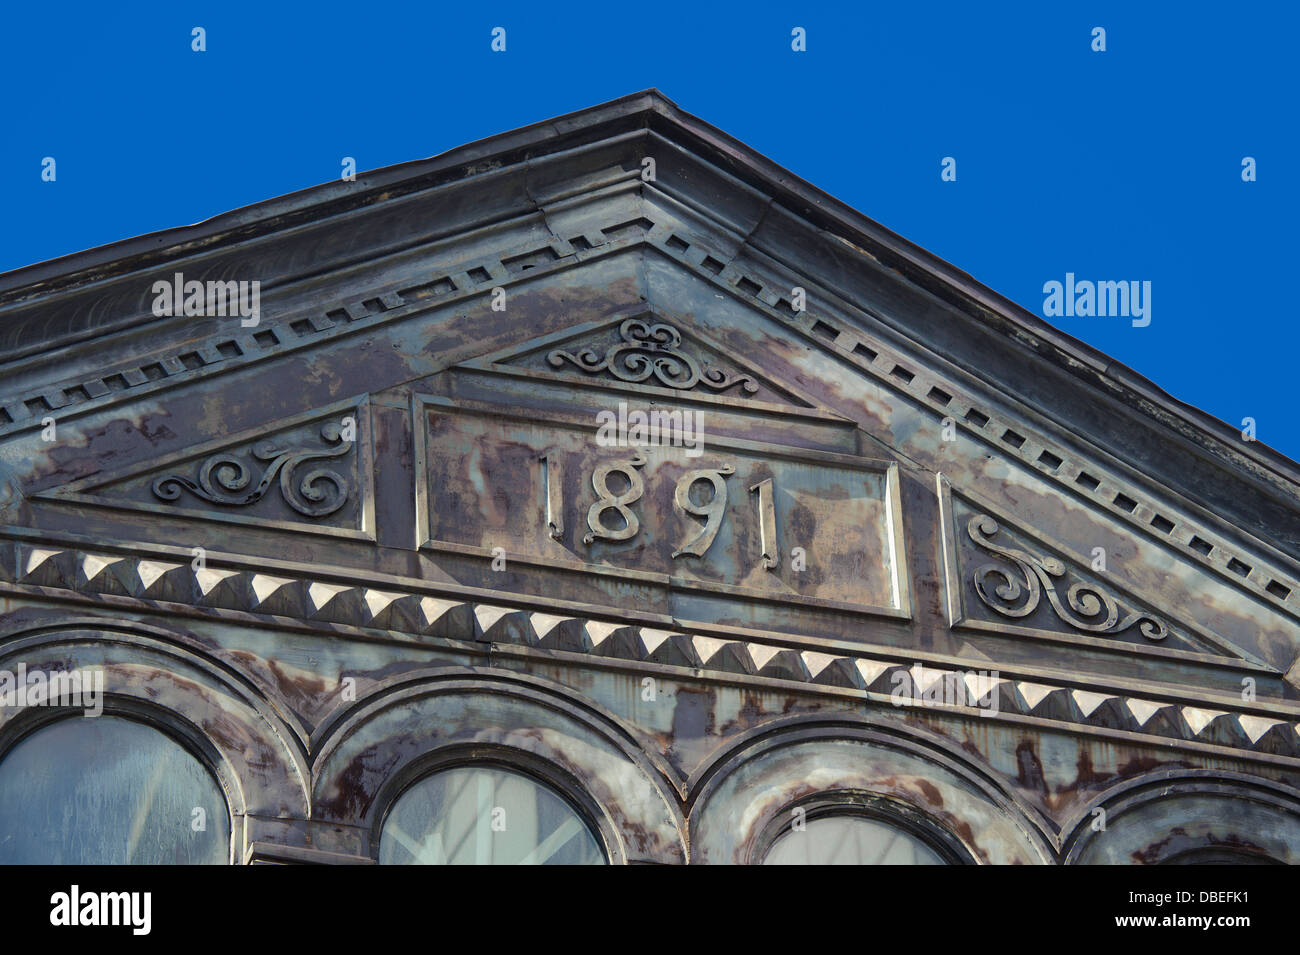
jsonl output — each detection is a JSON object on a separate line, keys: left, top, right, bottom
{"left": 764, "top": 815, "right": 947, "bottom": 865}
{"left": 380, "top": 766, "right": 606, "bottom": 865}
{"left": 0, "top": 716, "right": 229, "bottom": 864}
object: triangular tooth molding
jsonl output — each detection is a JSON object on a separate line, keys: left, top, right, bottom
{"left": 1026, "top": 686, "right": 1084, "bottom": 723}
{"left": 752, "top": 649, "right": 809, "bottom": 683}
{"left": 248, "top": 574, "right": 303, "bottom": 617}
{"left": 690, "top": 635, "right": 730, "bottom": 667}
{"left": 584, "top": 622, "right": 643, "bottom": 660}
{"left": 409, "top": 597, "right": 477, "bottom": 640}
{"left": 305, "top": 582, "right": 368, "bottom": 626}
{"left": 907, "top": 665, "right": 958, "bottom": 702}
{"left": 1238, "top": 714, "right": 1287, "bottom": 746}
{"left": 963, "top": 671, "right": 1003, "bottom": 709}
{"left": 1192, "top": 712, "right": 1252, "bottom": 749}
{"left": 360, "top": 589, "right": 404, "bottom": 629}
{"left": 6, "top": 531, "right": 1298, "bottom": 762}
{"left": 1181, "top": 706, "right": 1229, "bottom": 739}
{"left": 637, "top": 628, "right": 674, "bottom": 658}
{"left": 1252, "top": 721, "right": 1300, "bottom": 758}
{"left": 1123, "top": 697, "right": 1166, "bottom": 729}
{"left": 475, "top": 606, "right": 537, "bottom": 646}
{"left": 638, "top": 630, "right": 698, "bottom": 668}
{"left": 76, "top": 553, "right": 137, "bottom": 596}
{"left": 690, "top": 636, "right": 755, "bottom": 676}
{"left": 746, "top": 643, "right": 783, "bottom": 674}
{"left": 1015, "top": 681, "right": 1056, "bottom": 713}
{"left": 193, "top": 567, "right": 252, "bottom": 611}
{"left": 527, "top": 613, "right": 570, "bottom": 642}
{"left": 583, "top": 620, "right": 621, "bottom": 654}
{"left": 800, "top": 651, "right": 839, "bottom": 681}
{"left": 1140, "top": 703, "right": 1192, "bottom": 742}
{"left": 856, "top": 660, "right": 906, "bottom": 694}
{"left": 527, "top": 614, "right": 591, "bottom": 653}
{"left": 133, "top": 559, "right": 189, "bottom": 601}
{"left": 805, "top": 654, "right": 865, "bottom": 689}
{"left": 1076, "top": 693, "right": 1136, "bottom": 732}
{"left": 1071, "top": 689, "right": 1112, "bottom": 719}
{"left": 20, "top": 546, "right": 75, "bottom": 589}
{"left": 951, "top": 672, "right": 1019, "bottom": 715}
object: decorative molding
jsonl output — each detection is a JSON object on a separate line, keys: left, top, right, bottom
{"left": 968, "top": 514, "right": 1169, "bottom": 642}
{"left": 3, "top": 197, "right": 1296, "bottom": 622}
{"left": 153, "top": 422, "right": 352, "bottom": 518}
{"left": 0, "top": 533, "right": 1297, "bottom": 763}
{"left": 411, "top": 394, "right": 913, "bottom": 621}
{"left": 639, "top": 221, "right": 1300, "bottom": 622}
{"left": 936, "top": 474, "right": 1262, "bottom": 663}
{"left": 546, "top": 318, "right": 758, "bottom": 394}
{"left": 32, "top": 398, "right": 374, "bottom": 542}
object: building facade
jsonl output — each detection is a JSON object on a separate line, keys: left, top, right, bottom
{"left": 1, "top": 91, "right": 1298, "bottom": 864}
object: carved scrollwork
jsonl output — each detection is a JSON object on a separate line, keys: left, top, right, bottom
{"left": 967, "top": 514, "right": 1169, "bottom": 641}
{"left": 152, "top": 423, "right": 352, "bottom": 518}
{"left": 547, "top": 319, "right": 759, "bottom": 394}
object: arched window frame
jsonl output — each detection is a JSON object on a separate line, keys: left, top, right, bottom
{"left": 0, "top": 697, "right": 237, "bottom": 864}
{"left": 370, "top": 743, "right": 619, "bottom": 865}
{"left": 753, "top": 790, "right": 975, "bottom": 865}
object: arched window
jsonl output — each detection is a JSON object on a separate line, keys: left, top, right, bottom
{"left": 379, "top": 765, "right": 606, "bottom": 865}
{"left": 0, "top": 715, "right": 230, "bottom": 864}
{"left": 760, "top": 793, "right": 967, "bottom": 865}
{"left": 765, "top": 815, "right": 948, "bottom": 864}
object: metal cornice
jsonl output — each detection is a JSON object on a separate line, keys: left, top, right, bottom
{"left": 1, "top": 529, "right": 1298, "bottom": 765}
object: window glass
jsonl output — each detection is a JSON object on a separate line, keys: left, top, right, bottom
{"left": 0, "top": 715, "right": 229, "bottom": 864}
{"left": 380, "top": 765, "right": 605, "bottom": 865}
{"left": 764, "top": 814, "right": 947, "bottom": 865}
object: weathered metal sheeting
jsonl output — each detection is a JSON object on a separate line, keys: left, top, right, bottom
{"left": 0, "top": 92, "right": 1298, "bottom": 864}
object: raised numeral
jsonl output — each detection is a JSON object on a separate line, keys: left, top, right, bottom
{"left": 541, "top": 453, "right": 564, "bottom": 541}
{"left": 584, "top": 453, "right": 646, "bottom": 544}
{"left": 672, "top": 465, "right": 734, "bottom": 558}
{"left": 750, "top": 477, "right": 778, "bottom": 570}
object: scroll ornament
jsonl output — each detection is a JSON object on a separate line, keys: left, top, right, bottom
{"left": 547, "top": 319, "right": 759, "bottom": 394}
{"left": 152, "top": 423, "right": 352, "bottom": 518}
{"left": 967, "top": 514, "right": 1169, "bottom": 641}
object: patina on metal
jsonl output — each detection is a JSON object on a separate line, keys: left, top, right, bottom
{"left": 0, "top": 91, "right": 1298, "bottom": 864}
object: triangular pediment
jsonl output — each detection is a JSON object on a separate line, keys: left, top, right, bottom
{"left": 31, "top": 397, "right": 374, "bottom": 541}
{"left": 1, "top": 89, "right": 1297, "bottom": 726}
{"left": 5, "top": 206, "right": 1293, "bottom": 685}
{"left": 10, "top": 90, "right": 1300, "bottom": 868}
{"left": 466, "top": 312, "right": 820, "bottom": 410}
{"left": 936, "top": 475, "right": 1266, "bottom": 666}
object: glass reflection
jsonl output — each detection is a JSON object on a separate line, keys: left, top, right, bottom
{"left": 380, "top": 766, "right": 605, "bottom": 865}
{"left": 0, "top": 716, "right": 229, "bottom": 864}
{"left": 764, "top": 814, "right": 947, "bottom": 865}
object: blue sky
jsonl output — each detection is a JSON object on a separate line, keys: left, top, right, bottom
{"left": 2, "top": 2, "right": 1295, "bottom": 461}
